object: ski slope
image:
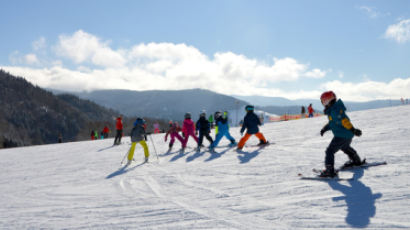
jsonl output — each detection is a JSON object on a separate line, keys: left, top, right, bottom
{"left": 1, "top": 105, "right": 410, "bottom": 229}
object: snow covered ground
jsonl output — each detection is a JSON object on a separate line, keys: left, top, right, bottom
{"left": 1, "top": 105, "right": 410, "bottom": 229}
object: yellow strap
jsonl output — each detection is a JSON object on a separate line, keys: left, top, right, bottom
{"left": 341, "top": 118, "right": 353, "bottom": 130}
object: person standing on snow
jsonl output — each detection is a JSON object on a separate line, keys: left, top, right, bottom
{"left": 196, "top": 111, "right": 214, "bottom": 151}
{"left": 127, "top": 118, "right": 149, "bottom": 164}
{"left": 102, "top": 125, "right": 110, "bottom": 139}
{"left": 308, "top": 104, "right": 315, "bottom": 118}
{"left": 319, "top": 91, "right": 363, "bottom": 177}
{"left": 114, "top": 116, "right": 123, "bottom": 145}
{"left": 182, "top": 112, "right": 198, "bottom": 150}
{"left": 237, "top": 105, "right": 268, "bottom": 150}
{"left": 164, "top": 121, "right": 184, "bottom": 151}
{"left": 210, "top": 111, "right": 236, "bottom": 149}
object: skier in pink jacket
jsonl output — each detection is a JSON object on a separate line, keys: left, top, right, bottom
{"left": 164, "top": 121, "right": 184, "bottom": 151}
{"left": 182, "top": 112, "right": 198, "bottom": 149}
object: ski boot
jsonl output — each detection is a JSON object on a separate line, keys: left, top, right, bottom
{"left": 319, "top": 165, "right": 337, "bottom": 178}
{"left": 196, "top": 146, "right": 201, "bottom": 152}
{"left": 229, "top": 140, "right": 237, "bottom": 147}
{"left": 144, "top": 157, "right": 149, "bottom": 163}
{"left": 342, "top": 157, "right": 365, "bottom": 169}
{"left": 257, "top": 140, "right": 269, "bottom": 146}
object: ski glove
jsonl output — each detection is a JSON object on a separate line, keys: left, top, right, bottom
{"left": 351, "top": 128, "right": 362, "bottom": 137}
{"left": 320, "top": 128, "right": 328, "bottom": 136}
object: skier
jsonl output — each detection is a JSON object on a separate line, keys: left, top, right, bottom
{"left": 127, "top": 118, "right": 149, "bottom": 164}
{"left": 208, "top": 114, "right": 214, "bottom": 129}
{"left": 308, "top": 104, "right": 315, "bottom": 118}
{"left": 90, "top": 130, "right": 95, "bottom": 140}
{"left": 113, "top": 116, "right": 123, "bottom": 145}
{"left": 237, "top": 105, "right": 268, "bottom": 150}
{"left": 153, "top": 122, "right": 160, "bottom": 134}
{"left": 195, "top": 111, "right": 213, "bottom": 151}
{"left": 102, "top": 125, "right": 110, "bottom": 138}
{"left": 164, "top": 121, "right": 184, "bottom": 150}
{"left": 210, "top": 111, "right": 236, "bottom": 149}
{"left": 301, "top": 106, "right": 306, "bottom": 118}
{"left": 319, "top": 91, "right": 363, "bottom": 177}
{"left": 182, "top": 112, "right": 198, "bottom": 149}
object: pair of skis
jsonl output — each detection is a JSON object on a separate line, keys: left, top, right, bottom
{"left": 298, "top": 160, "right": 387, "bottom": 181}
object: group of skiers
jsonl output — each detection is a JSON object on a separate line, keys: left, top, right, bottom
{"left": 118, "top": 90, "right": 364, "bottom": 178}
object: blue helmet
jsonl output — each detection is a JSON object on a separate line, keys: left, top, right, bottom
{"left": 134, "top": 117, "right": 145, "bottom": 126}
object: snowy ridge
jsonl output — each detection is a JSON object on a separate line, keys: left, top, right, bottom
{"left": 1, "top": 105, "right": 410, "bottom": 229}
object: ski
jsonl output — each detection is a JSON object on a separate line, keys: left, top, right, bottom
{"left": 338, "top": 160, "right": 387, "bottom": 171}
{"left": 298, "top": 174, "right": 353, "bottom": 181}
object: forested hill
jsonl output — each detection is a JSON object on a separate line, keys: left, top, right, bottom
{"left": 0, "top": 70, "right": 121, "bottom": 148}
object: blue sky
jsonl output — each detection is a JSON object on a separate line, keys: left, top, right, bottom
{"left": 1, "top": 0, "right": 410, "bottom": 101}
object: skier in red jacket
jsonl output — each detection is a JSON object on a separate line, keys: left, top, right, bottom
{"left": 113, "top": 116, "right": 123, "bottom": 145}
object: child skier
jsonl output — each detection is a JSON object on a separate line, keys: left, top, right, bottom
{"left": 196, "top": 111, "right": 213, "bottom": 151}
{"left": 127, "top": 118, "right": 149, "bottom": 164}
{"left": 182, "top": 112, "right": 198, "bottom": 149}
{"left": 319, "top": 91, "right": 363, "bottom": 177}
{"left": 237, "top": 105, "right": 268, "bottom": 150}
{"left": 164, "top": 121, "right": 184, "bottom": 150}
{"left": 210, "top": 111, "right": 236, "bottom": 149}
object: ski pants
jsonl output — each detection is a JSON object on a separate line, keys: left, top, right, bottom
{"left": 127, "top": 140, "right": 149, "bottom": 161}
{"left": 237, "top": 132, "right": 266, "bottom": 149}
{"left": 325, "top": 137, "right": 360, "bottom": 167}
{"left": 211, "top": 130, "right": 235, "bottom": 148}
{"left": 169, "top": 132, "right": 184, "bottom": 148}
{"left": 183, "top": 131, "right": 198, "bottom": 148}
{"left": 114, "top": 130, "right": 123, "bottom": 145}
{"left": 198, "top": 131, "right": 213, "bottom": 147}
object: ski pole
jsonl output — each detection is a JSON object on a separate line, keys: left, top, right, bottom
{"left": 148, "top": 134, "right": 159, "bottom": 161}
{"left": 120, "top": 147, "right": 130, "bottom": 165}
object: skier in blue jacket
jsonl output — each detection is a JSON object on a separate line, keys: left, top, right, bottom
{"left": 319, "top": 91, "right": 363, "bottom": 177}
{"left": 210, "top": 111, "right": 236, "bottom": 149}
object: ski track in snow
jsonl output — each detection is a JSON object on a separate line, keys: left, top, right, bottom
{"left": 1, "top": 105, "right": 410, "bottom": 229}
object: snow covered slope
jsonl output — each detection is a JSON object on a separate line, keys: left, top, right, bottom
{"left": 1, "top": 105, "right": 410, "bottom": 229}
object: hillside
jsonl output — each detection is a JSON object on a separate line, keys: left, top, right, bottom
{"left": 0, "top": 70, "right": 121, "bottom": 147}
{"left": 59, "top": 89, "right": 249, "bottom": 121}
{"left": 1, "top": 105, "right": 409, "bottom": 229}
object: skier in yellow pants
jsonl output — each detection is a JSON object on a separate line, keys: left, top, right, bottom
{"left": 127, "top": 118, "right": 149, "bottom": 164}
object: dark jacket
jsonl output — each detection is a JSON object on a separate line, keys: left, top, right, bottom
{"left": 322, "top": 99, "right": 354, "bottom": 139}
{"left": 240, "top": 112, "right": 261, "bottom": 134}
{"left": 130, "top": 124, "right": 146, "bottom": 142}
{"left": 196, "top": 117, "right": 211, "bottom": 133}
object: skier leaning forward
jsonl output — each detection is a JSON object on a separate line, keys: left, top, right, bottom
{"left": 210, "top": 111, "right": 236, "bottom": 149}
{"left": 237, "top": 105, "right": 268, "bottom": 150}
{"left": 127, "top": 118, "right": 149, "bottom": 164}
{"left": 319, "top": 91, "right": 363, "bottom": 177}
{"left": 165, "top": 121, "right": 184, "bottom": 151}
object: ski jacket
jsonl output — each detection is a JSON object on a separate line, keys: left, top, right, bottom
{"left": 116, "top": 118, "right": 123, "bottom": 130}
{"left": 308, "top": 105, "right": 314, "bottom": 114}
{"left": 240, "top": 112, "right": 261, "bottom": 134}
{"left": 322, "top": 99, "right": 354, "bottom": 139}
{"left": 130, "top": 124, "right": 146, "bottom": 142}
{"left": 196, "top": 117, "right": 211, "bottom": 133}
{"left": 103, "top": 126, "right": 109, "bottom": 134}
{"left": 215, "top": 116, "right": 229, "bottom": 133}
{"left": 165, "top": 124, "right": 181, "bottom": 140}
{"left": 182, "top": 118, "right": 195, "bottom": 134}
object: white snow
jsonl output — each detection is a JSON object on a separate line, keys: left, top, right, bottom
{"left": 1, "top": 105, "right": 410, "bottom": 229}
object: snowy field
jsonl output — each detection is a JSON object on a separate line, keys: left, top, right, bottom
{"left": 1, "top": 105, "right": 410, "bottom": 229}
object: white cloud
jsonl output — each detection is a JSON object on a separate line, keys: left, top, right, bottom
{"left": 385, "top": 19, "right": 410, "bottom": 43}
{"left": 358, "top": 6, "right": 380, "bottom": 19}
{"left": 55, "top": 30, "right": 126, "bottom": 67}
{"left": 321, "top": 78, "right": 410, "bottom": 101}
{"left": 32, "top": 37, "right": 46, "bottom": 51}
{"left": 24, "top": 54, "right": 40, "bottom": 65}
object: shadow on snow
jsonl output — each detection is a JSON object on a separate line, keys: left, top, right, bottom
{"left": 328, "top": 168, "right": 382, "bottom": 228}
{"left": 105, "top": 162, "right": 146, "bottom": 179}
